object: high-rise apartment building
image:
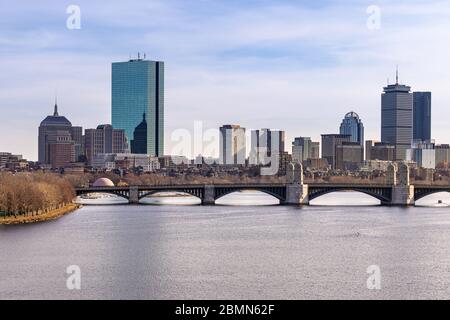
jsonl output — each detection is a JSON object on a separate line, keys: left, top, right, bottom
{"left": 413, "top": 92, "right": 431, "bottom": 142}
{"left": 219, "top": 125, "right": 246, "bottom": 165}
{"left": 381, "top": 71, "right": 413, "bottom": 161}
{"left": 112, "top": 56, "right": 164, "bottom": 156}
{"left": 339, "top": 112, "right": 364, "bottom": 146}
{"left": 84, "top": 124, "right": 128, "bottom": 165}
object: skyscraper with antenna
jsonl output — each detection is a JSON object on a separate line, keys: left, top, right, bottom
{"left": 111, "top": 54, "right": 164, "bottom": 157}
{"left": 381, "top": 68, "right": 413, "bottom": 161}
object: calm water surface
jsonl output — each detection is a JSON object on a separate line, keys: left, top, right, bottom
{"left": 1, "top": 191, "right": 450, "bottom": 300}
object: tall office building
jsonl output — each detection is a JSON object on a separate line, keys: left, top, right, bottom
{"left": 38, "top": 102, "right": 79, "bottom": 168}
{"left": 112, "top": 56, "right": 164, "bottom": 156}
{"left": 71, "top": 126, "right": 84, "bottom": 162}
{"left": 321, "top": 134, "right": 351, "bottom": 169}
{"left": 219, "top": 125, "right": 246, "bottom": 165}
{"left": 250, "top": 129, "right": 285, "bottom": 165}
{"left": 84, "top": 124, "right": 128, "bottom": 165}
{"left": 369, "top": 142, "right": 395, "bottom": 161}
{"left": 339, "top": 111, "right": 364, "bottom": 146}
{"left": 435, "top": 144, "right": 450, "bottom": 168}
{"left": 292, "top": 137, "right": 312, "bottom": 164}
{"left": 407, "top": 140, "right": 435, "bottom": 169}
{"left": 413, "top": 92, "right": 431, "bottom": 142}
{"left": 381, "top": 70, "right": 413, "bottom": 161}
{"left": 365, "top": 140, "right": 376, "bottom": 161}
{"left": 310, "top": 142, "right": 320, "bottom": 159}
{"left": 46, "top": 131, "right": 75, "bottom": 168}
{"left": 335, "top": 142, "right": 364, "bottom": 171}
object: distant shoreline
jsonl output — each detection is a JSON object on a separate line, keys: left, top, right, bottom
{"left": 0, "top": 203, "right": 81, "bottom": 225}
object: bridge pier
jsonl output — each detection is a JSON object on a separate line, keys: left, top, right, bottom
{"left": 284, "top": 184, "right": 309, "bottom": 205}
{"left": 202, "top": 185, "right": 215, "bottom": 205}
{"left": 129, "top": 187, "right": 139, "bottom": 204}
{"left": 386, "top": 185, "right": 415, "bottom": 206}
{"left": 384, "top": 162, "right": 415, "bottom": 206}
{"left": 283, "top": 162, "right": 309, "bottom": 205}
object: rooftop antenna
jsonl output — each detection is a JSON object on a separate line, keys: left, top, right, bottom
{"left": 387, "top": 78, "right": 389, "bottom": 86}
{"left": 396, "top": 65, "right": 399, "bottom": 84}
{"left": 54, "top": 94, "right": 59, "bottom": 116}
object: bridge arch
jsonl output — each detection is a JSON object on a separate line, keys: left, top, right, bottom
{"left": 214, "top": 187, "right": 286, "bottom": 202}
{"left": 414, "top": 189, "right": 450, "bottom": 201}
{"left": 308, "top": 187, "right": 391, "bottom": 203}
{"left": 76, "top": 190, "right": 130, "bottom": 200}
{"left": 138, "top": 189, "right": 203, "bottom": 200}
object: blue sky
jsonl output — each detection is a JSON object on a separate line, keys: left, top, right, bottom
{"left": 1, "top": 0, "right": 450, "bottom": 160}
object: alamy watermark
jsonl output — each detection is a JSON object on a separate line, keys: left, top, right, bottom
{"left": 66, "top": 5, "right": 81, "bottom": 30}
{"left": 366, "top": 5, "right": 381, "bottom": 30}
{"left": 66, "top": 265, "right": 81, "bottom": 290}
{"left": 366, "top": 265, "right": 381, "bottom": 290}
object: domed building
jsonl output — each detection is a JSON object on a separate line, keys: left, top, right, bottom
{"left": 38, "top": 100, "right": 83, "bottom": 168}
{"left": 339, "top": 111, "right": 364, "bottom": 146}
{"left": 40, "top": 103, "right": 72, "bottom": 128}
{"left": 92, "top": 178, "right": 115, "bottom": 187}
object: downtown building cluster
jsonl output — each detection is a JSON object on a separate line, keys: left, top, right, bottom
{"left": 2, "top": 61, "right": 450, "bottom": 178}
{"left": 34, "top": 56, "right": 165, "bottom": 173}
{"left": 216, "top": 70, "right": 450, "bottom": 176}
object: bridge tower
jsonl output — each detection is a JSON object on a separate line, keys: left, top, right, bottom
{"left": 390, "top": 162, "right": 415, "bottom": 206}
{"left": 386, "top": 163, "right": 397, "bottom": 186}
{"left": 284, "top": 162, "right": 309, "bottom": 205}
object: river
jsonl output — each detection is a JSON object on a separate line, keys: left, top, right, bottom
{"left": 1, "top": 191, "right": 450, "bottom": 299}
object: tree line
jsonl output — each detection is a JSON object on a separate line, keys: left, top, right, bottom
{"left": 0, "top": 172, "right": 75, "bottom": 216}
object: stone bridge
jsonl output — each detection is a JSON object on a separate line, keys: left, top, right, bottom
{"left": 75, "top": 163, "right": 450, "bottom": 206}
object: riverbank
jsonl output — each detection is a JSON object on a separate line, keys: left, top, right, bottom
{"left": 0, "top": 203, "right": 81, "bottom": 225}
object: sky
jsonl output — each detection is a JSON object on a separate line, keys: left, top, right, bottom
{"left": 1, "top": 0, "right": 450, "bottom": 160}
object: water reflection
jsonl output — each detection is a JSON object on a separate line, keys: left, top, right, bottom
{"left": 310, "top": 191, "right": 380, "bottom": 206}
{"left": 216, "top": 191, "right": 279, "bottom": 206}
{"left": 3, "top": 192, "right": 450, "bottom": 299}
{"left": 415, "top": 192, "right": 450, "bottom": 207}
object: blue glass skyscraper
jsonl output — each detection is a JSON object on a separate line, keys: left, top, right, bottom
{"left": 413, "top": 92, "right": 431, "bottom": 142}
{"left": 112, "top": 57, "right": 164, "bottom": 156}
{"left": 339, "top": 111, "right": 364, "bottom": 146}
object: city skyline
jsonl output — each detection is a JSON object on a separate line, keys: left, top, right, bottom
{"left": 5, "top": 63, "right": 445, "bottom": 163}
{"left": 2, "top": 1, "right": 450, "bottom": 160}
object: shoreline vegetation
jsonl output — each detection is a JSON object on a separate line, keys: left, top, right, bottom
{"left": 0, "top": 203, "right": 81, "bottom": 225}
{"left": 0, "top": 172, "right": 78, "bottom": 225}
